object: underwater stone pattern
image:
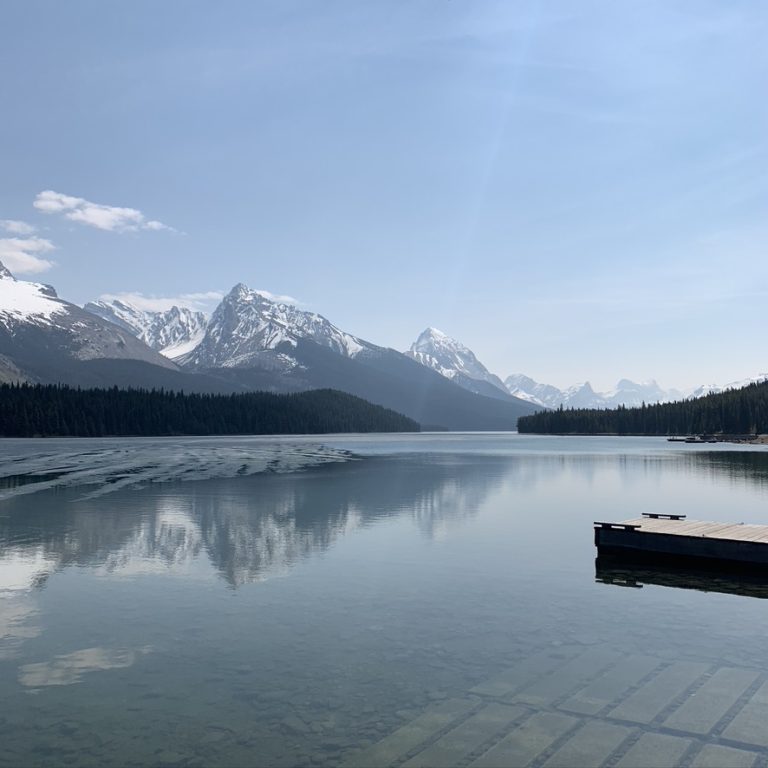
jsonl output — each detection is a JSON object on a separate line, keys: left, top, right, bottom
{"left": 349, "top": 645, "right": 768, "bottom": 768}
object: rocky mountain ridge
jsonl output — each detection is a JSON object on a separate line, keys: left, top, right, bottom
{"left": 178, "top": 283, "right": 375, "bottom": 370}
{"left": 0, "top": 264, "right": 537, "bottom": 429}
{"left": 0, "top": 260, "right": 178, "bottom": 385}
{"left": 84, "top": 299, "right": 207, "bottom": 359}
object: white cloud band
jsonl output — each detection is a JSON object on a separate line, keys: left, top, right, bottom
{"left": 1, "top": 219, "right": 35, "bottom": 236}
{"left": 0, "top": 237, "right": 55, "bottom": 274}
{"left": 34, "top": 190, "right": 173, "bottom": 233}
{"left": 99, "top": 291, "right": 224, "bottom": 312}
{"left": 254, "top": 289, "right": 300, "bottom": 305}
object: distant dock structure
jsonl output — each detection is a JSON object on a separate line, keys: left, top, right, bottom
{"left": 666, "top": 433, "right": 759, "bottom": 443}
{"left": 594, "top": 513, "right": 768, "bottom": 567}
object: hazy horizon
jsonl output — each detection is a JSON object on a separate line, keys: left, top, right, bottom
{"left": 2, "top": 1, "right": 766, "bottom": 392}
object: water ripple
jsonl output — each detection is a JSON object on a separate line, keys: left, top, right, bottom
{"left": 0, "top": 443, "right": 358, "bottom": 501}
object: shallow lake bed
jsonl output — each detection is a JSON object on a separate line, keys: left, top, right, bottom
{"left": 1, "top": 435, "right": 768, "bottom": 767}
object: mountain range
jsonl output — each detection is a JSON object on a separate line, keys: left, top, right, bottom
{"left": 2, "top": 260, "right": 761, "bottom": 428}
{"left": 504, "top": 375, "right": 685, "bottom": 409}
{"left": 404, "top": 325, "right": 766, "bottom": 409}
{"left": 505, "top": 373, "right": 768, "bottom": 409}
{"left": 0, "top": 262, "right": 537, "bottom": 430}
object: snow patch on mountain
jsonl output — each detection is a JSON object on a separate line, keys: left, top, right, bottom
{"left": 0, "top": 260, "right": 69, "bottom": 326}
{"left": 160, "top": 326, "right": 207, "bottom": 359}
{"left": 84, "top": 299, "right": 208, "bottom": 359}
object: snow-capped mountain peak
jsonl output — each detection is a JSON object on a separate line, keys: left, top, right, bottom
{"left": 0, "top": 260, "right": 69, "bottom": 326}
{"left": 0, "top": 263, "right": 178, "bottom": 377}
{"left": 84, "top": 299, "right": 208, "bottom": 360}
{"left": 180, "top": 282, "right": 372, "bottom": 369}
{"left": 406, "top": 327, "right": 510, "bottom": 398}
{"left": 410, "top": 327, "right": 480, "bottom": 370}
{"left": 413, "top": 326, "right": 450, "bottom": 346}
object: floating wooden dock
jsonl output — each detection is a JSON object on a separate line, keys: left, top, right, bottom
{"left": 666, "top": 435, "right": 718, "bottom": 443}
{"left": 594, "top": 513, "right": 768, "bottom": 567}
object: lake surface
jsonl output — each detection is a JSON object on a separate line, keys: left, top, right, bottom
{"left": 2, "top": 434, "right": 768, "bottom": 767}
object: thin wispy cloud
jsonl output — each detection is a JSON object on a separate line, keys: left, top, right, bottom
{"left": 99, "top": 291, "right": 224, "bottom": 313}
{"left": 98, "top": 288, "right": 299, "bottom": 312}
{"left": 254, "top": 289, "right": 300, "bottom": 305}
{"left": 1, "top": 219, "right": 36, "bottom": 235}
{"left": 0, "top": 237, "right": 55, "bottom": 275}
{"left": 34, "top": 190, "right": 174, "bottom": 233}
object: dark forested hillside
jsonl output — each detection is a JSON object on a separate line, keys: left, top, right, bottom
{"left": 0, "top": 384, "right": 419, "bottom": 437}
{"left": 518, "top": 381, "right": 768, "bottom": 435}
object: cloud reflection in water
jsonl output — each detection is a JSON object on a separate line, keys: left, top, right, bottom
{"left": 19, "top": 646, "right": 152, "bottom": 687}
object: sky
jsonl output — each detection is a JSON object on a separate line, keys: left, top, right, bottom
{"left": 1, "top": 0, "right": 766, "bottom": 391}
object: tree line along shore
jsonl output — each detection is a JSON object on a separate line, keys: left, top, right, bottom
{"left": 0, "top": 384, "right": 419, "bottom": 437}
{"left": 518, "top": 380, "right": 768, "bottom": 436}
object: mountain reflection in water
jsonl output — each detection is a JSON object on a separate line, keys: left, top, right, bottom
{"left": 0, "top": 455, "right": 510, "bottom": 589}
{"left": 2, "top": 447, "right": 768, "bottom": 592}
{"left": 3, "top": 439, "right": 768, "bottom": 767}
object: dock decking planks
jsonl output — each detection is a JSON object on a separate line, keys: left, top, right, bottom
{"left": 595, "top": 516, "right": 768, "bottom": 565}
{"left": 618, "top": 518, "right": 768, "bottom": 544}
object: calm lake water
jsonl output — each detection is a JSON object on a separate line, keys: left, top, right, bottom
{"left": 2, "top": 434, "right": 768, "bottom": 767}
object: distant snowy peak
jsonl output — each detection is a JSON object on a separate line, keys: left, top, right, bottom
{"left": 504, "top": 374, "right": 563, "bottom": 408}
{"left": 689, "top": 373, "right": 768, "bottom": 399}
{"left": 84, "top": 299, "right": 153, "bottom": 337}
{"left": 407, "top": 327, "right": 509, "bottom": 395}
{"left": 0, "top": 259, "right": 69, "bottom": 326}
{"left": 181, "top": 282, "right": 374, "bottom": 369}
{"left": 84, "top": 299, "right": 208, "bottom": 359}
{"left": 604, "top": 379, "right": 684, "bottom": 406}
{"left": 507, "top": 374, "right": 712, "bottom": 409}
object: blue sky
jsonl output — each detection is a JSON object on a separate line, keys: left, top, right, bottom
{"left": 1, "top": 1, "right": 766, "bottom": 390}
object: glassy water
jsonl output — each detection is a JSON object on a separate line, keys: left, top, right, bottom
{"left": 1, "top": 435, "right": 768, "bottom": 767}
